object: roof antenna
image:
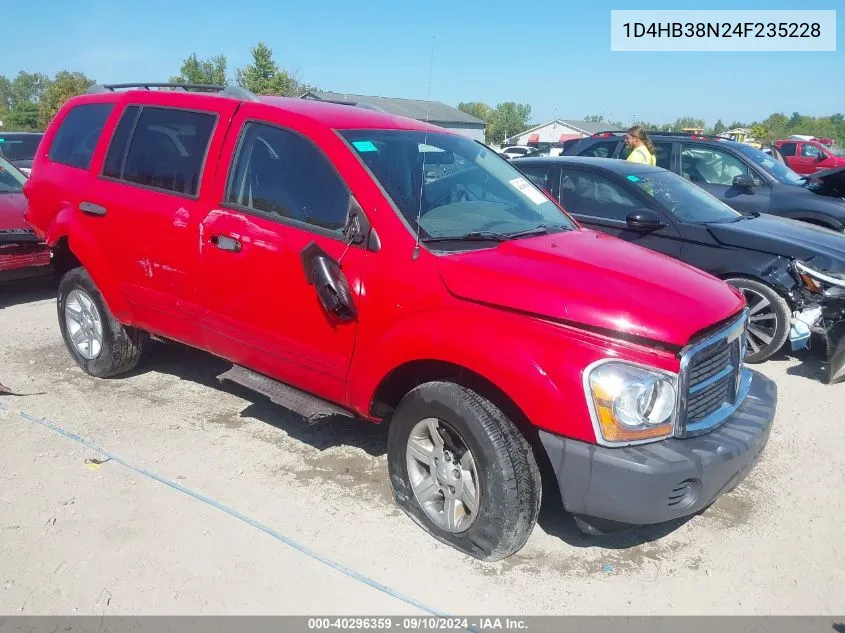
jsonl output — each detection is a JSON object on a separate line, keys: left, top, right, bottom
{"left": 412, "top": 34, "right": 435, "bottom": 261}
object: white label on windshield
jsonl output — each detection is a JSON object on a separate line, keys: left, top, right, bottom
{"left": 509, "top": 177, "right": 547, "bottom": 205}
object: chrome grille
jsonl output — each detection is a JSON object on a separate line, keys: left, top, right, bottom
{"left": 677, "top": 310, "right": 750, "bottom": 437}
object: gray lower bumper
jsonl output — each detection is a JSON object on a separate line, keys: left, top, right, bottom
{"left": 539, "top": 369, "right": 777, "bottom": 526}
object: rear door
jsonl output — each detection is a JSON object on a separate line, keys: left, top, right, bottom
{"left": 554, "top": 166, "right": 682, "bottom": 258}
{"left": 679, "top": 143, "right": 772, "bottom": 215}
{"left": 84, "top": 96, "right": 239, "bottom": 346}
{"left": 197, "top": 103, "right": 370, "bottom": 404}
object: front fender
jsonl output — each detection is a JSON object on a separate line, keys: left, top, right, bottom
{"left": 779, "top": 210, "right": 844, "bottom": 231}
{"left": 46, "top": 207, "right": 131, "bottom": 321}
{"left": 348, "top": 305, "right": 679, "bottom": 443}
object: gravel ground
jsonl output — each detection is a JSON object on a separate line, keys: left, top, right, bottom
{"left": 1, "top": 281, "right": 843, "bottom": 615}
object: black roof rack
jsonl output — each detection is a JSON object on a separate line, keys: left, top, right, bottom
{"left": 85, "top": 83, "right": 259, "bottom": 101}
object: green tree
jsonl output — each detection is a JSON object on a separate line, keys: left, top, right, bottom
{"left": 37, "top": 71, "right": 95, "bottom": 128}
{"left": 5, "top": 101, "right": 39, "bottom": 129}
{"left": 236, "top": 42, "right": 295, "bottom": 96}
{"left": 671, "top": 116, "right": 706, "bottom": 131}
{"left": 10, "top": 71, "right": 48, "bottom": 109}
{"left": 170, "top": 53, "right": 228, "bottom": 85}
{"left": 584, "top": 114, "right": 604, "bottom": 122}
{"left": 486, "top": 102, "right": 532, "bottom": 144}
{"left": 712, "top": 119, "right": 726, "bottom": 134}
{"left": 457, "top": 101, "right": 492, "bottom": 123}
{"left": 750, "top": 124, "right": 767, "bottom": 142}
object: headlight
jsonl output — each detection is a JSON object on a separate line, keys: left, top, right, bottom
{"left": 585, "top": 361, "right": 678, "bottom": 445}
{"left": 794, "top": 260, "right": 845, "bottom": 294}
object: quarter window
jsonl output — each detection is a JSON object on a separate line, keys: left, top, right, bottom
{"left": 118, "top": 107, "right": 216, "bottom": 196}
{"left": 48, "top": 103, "right": 114, "bottom": 169}
{"left": 226, "top": 122, "right": 350, "bottom": 233}
{"left": 680, "top": 145, "right": 748, "bottom": 186}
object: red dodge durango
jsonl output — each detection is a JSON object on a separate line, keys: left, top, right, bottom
{"left": 24, "top": 83, "right": 777, "bottom": 560}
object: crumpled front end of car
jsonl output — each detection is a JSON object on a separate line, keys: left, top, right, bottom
{"left": 790, "top": 256, "right": 845, "bottom": 383}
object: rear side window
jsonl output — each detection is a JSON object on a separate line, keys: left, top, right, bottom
{"left": 103, "top": 106, "right": 140, "bottom": 179}
{"left": 579, "top": 140, "right": 620, "bottom": 158}
{"left": 48, "top": 103, "right": 114, "bottom": 169}
{"left": 225, "top": 122, "right": 350, "bottom": 233}
{"left": 779, "top": 142, "right": 797, "bottom": 157}
{"left": 110, "top": 107, "right": 216, "bottom": 197}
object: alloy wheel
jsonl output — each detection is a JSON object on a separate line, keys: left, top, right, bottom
{"left": 64, "top": 289, "right": 104, "bottom": 360}
{"left": 405, "top": 418, "right": 481, "bottom": 533}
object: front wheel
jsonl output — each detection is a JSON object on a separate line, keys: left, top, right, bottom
{"left": 726, "top": 277, "right": 791, "bottom": 363}
{"left": 387, "top": 381, "right": 541, "bottom": 561}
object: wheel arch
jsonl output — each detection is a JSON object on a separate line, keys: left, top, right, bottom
{"left": 370, "top": 359, "right": 540, "bottom": 443}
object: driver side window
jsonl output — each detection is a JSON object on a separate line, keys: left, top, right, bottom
{"left": 680, "top": 145, "right": 748, "bottom": 186}
{"left": 801, "top": 144, "right": 823, "bottom": 158}
{"left": 558, "top": 169, "right": 641, "bottom": 220}
{"left": 226, "top": 123, "right": 350, "bottom": 233}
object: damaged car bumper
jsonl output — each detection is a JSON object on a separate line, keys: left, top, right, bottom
{"left": 792, "top": 260, "right": 845, "bottom": 384}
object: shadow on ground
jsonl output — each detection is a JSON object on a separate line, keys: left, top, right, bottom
{"left": 130, "top": 339, "right": 389, "bottom": 458}
{"left": 125, "top": 338, "right": 701, "bottom": 548}
{"left": 0, "top": 277, "right": 57, "bottom": 310}
{"left": 768, "top": 341, "right": 829, "bottom": 383}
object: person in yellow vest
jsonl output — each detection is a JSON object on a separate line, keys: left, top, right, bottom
{"left": 624, "top": 126, "right": 657, "bottom": 166}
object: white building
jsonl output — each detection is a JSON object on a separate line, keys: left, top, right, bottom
{"left": 300, "top": 91, "right": 486, "bottom": 142}
{"left": 502, "top": 119, "right": 613, "bottom": 146}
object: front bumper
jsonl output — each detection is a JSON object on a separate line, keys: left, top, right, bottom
{"left": 539, "top": 369, "right": 776, "bottom": 527}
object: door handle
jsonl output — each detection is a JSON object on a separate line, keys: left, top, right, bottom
{"left": 210, "top": 234, "right": 242, "bottom": 253}
{"left": 79, "top": 202, "right": 107, "bottom": 217}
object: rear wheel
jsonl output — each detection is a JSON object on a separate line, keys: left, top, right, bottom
{"left": 58, "top": 267, "right": 144, "bottom": 377}
{"left": 387, "top": 381, "right": 541, "bottom": 561}
{"left": 726, "top": 277, "right": 790, "bottom": 363}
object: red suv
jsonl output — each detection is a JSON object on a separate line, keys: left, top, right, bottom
{"left": 24, "top": 83, "right": 777, "bottom": 560}
{"left": 776, "top": 138, "right": 845, "bottom": 175}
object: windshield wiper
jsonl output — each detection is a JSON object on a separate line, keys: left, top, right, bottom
{"left": 731, "top": 211, "right": 760, "bottom": 222}
{"left": 502, "top": 224, "right": 560, "bottom": 238}
{"left": 421, "top": 231, "right": 509, "bottom": 243}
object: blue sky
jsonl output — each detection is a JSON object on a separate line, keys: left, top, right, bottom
{"left": 4, "top": 0, "right": 843, "bottom": 125}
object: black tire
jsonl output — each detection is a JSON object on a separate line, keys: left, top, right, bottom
{"left": 387, "top": 381, "right": 541, "bottom": 561}
{"left": 57, "top": 267, "right": 144, "bottom": 377}
{"left": 725, "top": 277, "right": 791, "bottom": 363}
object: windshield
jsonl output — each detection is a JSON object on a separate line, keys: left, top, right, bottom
{"left": 0, "top": 134, "right": 42, "bottom": 162}
{"left": 732, "top": 143, "right": 805, "bottom": 186}
{"left": 339, "top": 130, "right": 575, "bottom": 244}
{"left": 0, "top": 156, "right": 26, "bottom": 193}
{"left": 628, "top": 170, "right": 742, "bottom": 224}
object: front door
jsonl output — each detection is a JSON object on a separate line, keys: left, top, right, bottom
{"left": 199, "top": 114, "right": 369, "bottom": 404}
{"left": 554, "top": 167, "right": 683, "bottom": 259}
{"left": 679, "top": 143, "right": 772, "bottom": 215}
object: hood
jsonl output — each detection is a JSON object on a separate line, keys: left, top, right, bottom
{"left": 0, "top": 193, "right": 29, "bottom": 231}
{"left": 708, "top": 214, "right": 845, "bottom": 271}
{"left": 805, "top": 166, "right": 845, "bottom": 198}
{"left": 435, "top": 229, "right": 744, "bottom": 348}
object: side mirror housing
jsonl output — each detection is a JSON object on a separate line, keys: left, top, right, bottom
{"left": 300, "top": 243, "right": 357, "bottom": 322}
{"left": 626, "top": 208, "right": 666, "bottom": 231}
{"left": 733, "top": 174, "right": 756, "bottom": 191}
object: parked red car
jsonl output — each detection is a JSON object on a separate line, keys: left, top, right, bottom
{"left": 0, "top": 155, "right": 51, "bottom": 283}
{"left": 776, "top": 138, "right": 845, "bottom": 175}
{"left": 23, "top": 83, "right": 777, "bottom": 560}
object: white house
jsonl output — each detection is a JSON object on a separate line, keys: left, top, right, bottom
{"left": 502, "top": 119, "right": 613, "bottom": 145}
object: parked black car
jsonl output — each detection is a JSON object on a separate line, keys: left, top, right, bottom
{"left": 513, "top": 155, "right": 845, "bottom": 379}
{"left": 563, "top": 131, "right": 845, "bottom": 231}
{"left": 0, "top": 132, "right": 44, "bottom": 176}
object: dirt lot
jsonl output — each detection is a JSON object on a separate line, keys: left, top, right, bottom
{"left": 1, "top": 281, "right": 844, "bottom": 616}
